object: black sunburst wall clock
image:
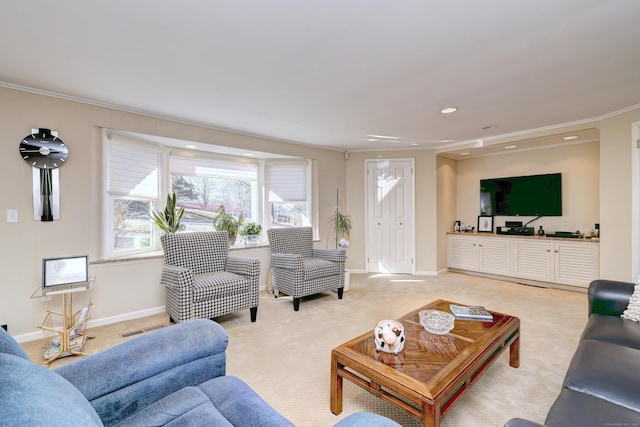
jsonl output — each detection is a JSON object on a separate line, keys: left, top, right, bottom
{"left": 19, "top": 128, "right": 69, "bottom": 221}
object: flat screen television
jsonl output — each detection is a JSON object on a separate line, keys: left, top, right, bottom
{"left": 42, "top": 255, "right": 89, "bottom": 290}
{"left": 480, "top": 173, "right": 562, "bottom": 216}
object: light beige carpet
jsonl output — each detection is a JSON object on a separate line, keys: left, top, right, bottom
{"left": 23, "top": 272, "right": 587, "bottom": 426}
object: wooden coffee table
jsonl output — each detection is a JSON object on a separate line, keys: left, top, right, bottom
{"left": 330, "top": 299, "right": 520, "bottom": 426}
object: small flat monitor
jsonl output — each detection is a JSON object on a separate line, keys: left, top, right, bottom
{"left": 42, "top": 255, "right": 89, "bottom": 290}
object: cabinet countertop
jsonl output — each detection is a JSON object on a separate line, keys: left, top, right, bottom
{"left": 446, "top": 232, "right": 599, "bottom": 243}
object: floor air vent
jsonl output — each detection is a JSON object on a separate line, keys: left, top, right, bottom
{"left": 120, "top": 324, "right": 166, "bottom": 338}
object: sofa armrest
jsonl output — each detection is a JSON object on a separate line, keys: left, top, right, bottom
{"left": 503, "top": 418, "right": 545, "bottom": 427}
{"left": 588, "top": 279, "right": 635, "bottom": 316}
{"left": 504, "top": 418, "right": 544, "bottom": 427}
{"left": 334, "top": 412, "right": 402, "bottom": 426}
{"left": 271, "top": 253, "right": 303, "bottom": 270}
{"left": 313, "top": 248, "right": 347, "bottom": 263}
{"left": 56, "top": 319, "right": 228, "bottom": 426}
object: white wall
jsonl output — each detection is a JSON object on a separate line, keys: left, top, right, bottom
{"left": 599, "top": 107, "right": 640, "bottom": 281}
{"left": 455, "top": 142, "right": 600, "bottom": 236}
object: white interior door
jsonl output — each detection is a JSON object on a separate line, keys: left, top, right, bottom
{"left": 366, "top": 159, "right": 414, "bottom": 273}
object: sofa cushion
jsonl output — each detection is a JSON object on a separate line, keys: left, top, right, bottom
{"left": 580, "top": 313, "right": 640, "bottom": 350}
{"left": 193, "top": 272, "right": 248, "bottom": 302}
{"left": 198, "top": 375, "right": 295, "bottom": 426}
{"left": 0, "top": 353, "right": 103, "bottom": 426}
{"left": 113, "top": 386, "right": 233, "bottom": 427}
{"left": 55, "top": 319, "right": 228, "bottom": 426}
{"left": 563, "top": 339, "right": 640, "bottom": 412}
{"left": 545, "top": 388, "right": 640, "bottom": 427}
{"left": 304, "top": 258, "right": 341, "bottom": 280}
{"left": 0, "top": 326, "right": 30, "bottom": 360}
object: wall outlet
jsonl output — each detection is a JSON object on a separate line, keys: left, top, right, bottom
{"left": 1, "top": 324, "right": 7, "bottom": 332}
{"left": 6, "top": 209, "right": 18, "bottom": 223}
{"left": 41, "top": 295, "right": 52, "bottom": 302}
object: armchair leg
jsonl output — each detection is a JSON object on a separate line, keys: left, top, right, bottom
{"left": 250, "top": 306, "right": 258, "bottom": 322}
{"left": 293, "top": 298, "right": 300, "bottom": 311}
{"left": 337, "top": 287, "right": 344, "bottom": 299}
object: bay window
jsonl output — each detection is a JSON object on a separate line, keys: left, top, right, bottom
{"left": 103, "top": 130, "right": 313, "bottom": 258}
{"left": 104, "top": 133, "right": 162, "bottom": 257}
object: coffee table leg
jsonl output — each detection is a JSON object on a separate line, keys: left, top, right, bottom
{"left": 509, "top": 333, "right": 520, "bottom": 368}
{"left": 331, "top": 353, "right": 343, "bottom": 415}
{"left": 422, "top": 400, "right": 439, "bottom": 427}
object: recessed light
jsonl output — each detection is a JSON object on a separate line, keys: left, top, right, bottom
{"left": 243, "top": 153, "right": 255, "bottom": 157}
{"left": 460, "top": 152, "right": 471, "bottom": 156}
{"left": 368, "top": 134, "right": 399, "bottom": 140}
{"left": 563, "top": 135, "right": 579, "bottom": 140}
{"left": 185, "top": 144, "right": 198, "bottom": 150}
{"left": 482, "top": 125, "right": 497, "bottom": 131}
{"left": 505, "top": 145, "right": 517, "bottom": 149}
{"left": 440, "top": 107, "right": 458, "bottom": 114}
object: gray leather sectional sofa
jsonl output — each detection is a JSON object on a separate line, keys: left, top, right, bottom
{"left": 505, "top": 279, "right": 640, "bottom": 427}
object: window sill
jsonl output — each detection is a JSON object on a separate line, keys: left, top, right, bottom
{"left": 92, "top": 242, "right": 271, "bottom": 265}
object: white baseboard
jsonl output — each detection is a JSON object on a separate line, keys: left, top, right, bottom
{"left": 413, "top": 269, "right": 444, "bottom": 276}
{"left": 347, "top": 269, "right": 443, "bottom": 276}
{"left": 14, "top": 306, "right": 167, "bottom": 343}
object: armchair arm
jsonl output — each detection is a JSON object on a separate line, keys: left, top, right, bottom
{"left": 588, "top": 279, "right": 635, "bottom": 316}
{"left": 270, "top": 253, "right": 304, "bottom": 270}
{"left": 161, "top": 265, "right": 194, "bottom": 290}
{"left": 56, "top": 319, "right": 228, "bottom": 426}
{"left": 226, "top": 257, "right": 260, "bottom": 278}
{"left": 312, "top": 248, "right": 347, "bottom": 263}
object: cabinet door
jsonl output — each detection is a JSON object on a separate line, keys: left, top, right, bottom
{"left": 447, "top": 234, "right": 477, "bottom": 270}
{"left": 554, "top": 241, "right": 600, "bottom": 287}
{"left": 477, "top": 237, "right": 512, "bottom": 275}
{"left": 512, "top": 240, "right": 554, "bottom": 282}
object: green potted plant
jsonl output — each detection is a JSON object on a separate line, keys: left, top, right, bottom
{"left": 212, "top": 205, "right": 244, "bottom": 246}
{"left": 328, "top": 209, "right": 352, "bottom": 249}
{"left": 148, "top": 192, "right": 185, "bottom": 233}
{"left": 328, "top": 207, "right": 352, "bottom": 292}
{"left": 240, "top": 222, "right": 263, "bottom": 246}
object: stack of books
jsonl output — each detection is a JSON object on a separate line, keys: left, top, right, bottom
{"left": 449, "top": 304, "right": 494, "bottom": 321}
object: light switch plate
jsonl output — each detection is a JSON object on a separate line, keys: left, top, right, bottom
{"left": 6, "top": 209, "right": 18, "bottom": 223}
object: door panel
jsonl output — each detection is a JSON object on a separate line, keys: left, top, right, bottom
{"left": 367, "top": 160, "right": 414, "bottom": 273}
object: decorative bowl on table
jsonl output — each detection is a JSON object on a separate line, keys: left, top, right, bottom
{"left": 419, "top": 310, "right": 455, "bottom": 335}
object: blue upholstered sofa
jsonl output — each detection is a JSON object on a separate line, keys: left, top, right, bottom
{"left": 0, "top": 319, "right": 399, "bottom": 426}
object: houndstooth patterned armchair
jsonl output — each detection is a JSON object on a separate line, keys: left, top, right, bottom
{"left": 267, "top": 227, "right": 346, "bottom": 311}
{"left": 160, "top": 231, "right": 261, "bottom": 323}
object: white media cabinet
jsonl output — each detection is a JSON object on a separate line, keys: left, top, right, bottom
{"left": 447, "top": 233, "right": 599, "bottom": 290}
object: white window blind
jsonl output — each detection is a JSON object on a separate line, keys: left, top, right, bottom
{"left": 171, "top": 156, "right": 257, "bottom": 180}
{"left": 267, "top": 162, "right": 307, "bottom": 202}
{"left": 108, "top": 139, "right": 160, "bottom": 198}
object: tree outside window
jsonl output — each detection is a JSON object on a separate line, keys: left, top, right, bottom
{"left": 171, "top": 175, "right": 254, "bottom": 233}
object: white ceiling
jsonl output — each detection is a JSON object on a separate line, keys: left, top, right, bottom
{"left": 1, "top": 1, "right": 639, "bottom": 154}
